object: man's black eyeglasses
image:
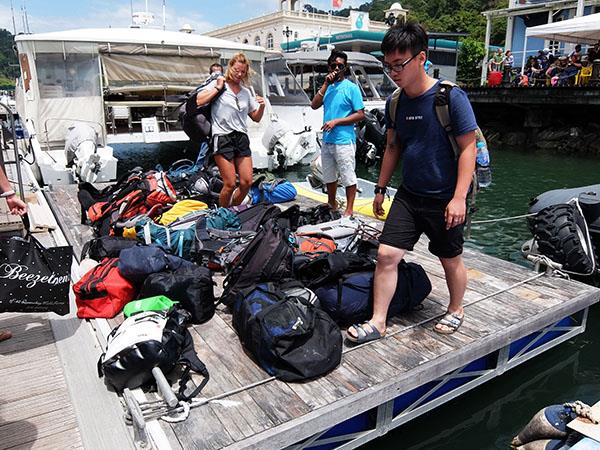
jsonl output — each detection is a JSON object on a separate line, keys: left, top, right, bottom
{"left": 383, "top": 53, "right": 420, "bottom": 74}
{"left": 329, "top": 63, "right": 346, "bottom": 70}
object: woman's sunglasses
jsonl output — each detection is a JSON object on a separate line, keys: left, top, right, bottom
{"left": 329, "top": 63, "right": 346, "bottom": 71}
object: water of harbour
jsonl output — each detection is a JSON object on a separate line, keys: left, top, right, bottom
{"left": 115, "top": 144, "right": 600, "bottom": 449}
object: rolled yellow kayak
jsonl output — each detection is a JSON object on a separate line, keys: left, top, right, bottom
{"left": 292, "top": 183, "right": 393, "bottom": 220}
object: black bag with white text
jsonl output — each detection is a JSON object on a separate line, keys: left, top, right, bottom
{"left": 0, "top": 235, "right": 72, "bottom": 315}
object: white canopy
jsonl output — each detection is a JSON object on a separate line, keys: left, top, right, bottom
{"left": 525, "top": 13, "right": 600, "bottom": 45}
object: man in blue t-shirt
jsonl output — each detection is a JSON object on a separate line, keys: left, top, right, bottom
{"left": 311, "top": 50, "right": 365, "bottom": 216}
{"left": 347, "top": 23, "right": 478, "bottom": 343}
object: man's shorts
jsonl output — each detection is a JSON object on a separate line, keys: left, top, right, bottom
{"left": 213, "top": 131, "right": 251, "bottom": 161}
{"left": 320, "top": 142, "right": 357, "bottom": 187}
{"left": 379, "top": 186, "right": 464, "bottom": 258}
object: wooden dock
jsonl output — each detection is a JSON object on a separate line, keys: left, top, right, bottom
{"left": 0, "top": 159, "right": 135, "bottom": 450}
{"left": 44, "top": 183, "right": 600, "bottom": 450}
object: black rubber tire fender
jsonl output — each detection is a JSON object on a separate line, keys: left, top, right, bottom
{"left": 533, "top": 203, "right": 595, "bottom": 274}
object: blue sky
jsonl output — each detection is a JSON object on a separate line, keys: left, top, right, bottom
{"left": 1, "top": 0, "right": 368, "bottom": 34}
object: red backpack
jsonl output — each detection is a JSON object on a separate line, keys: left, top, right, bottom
{"left": 86, "top": 171, "right": 176, "bottom": 236}
{"left": 73, "top": 258, "right": 138, "bottom": 318}
{"left": 145, "top": 171, "right": 177, "bottom": 206}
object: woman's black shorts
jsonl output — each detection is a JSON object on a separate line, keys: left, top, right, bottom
{"left": 379, "top": 186, "right": 464, "bottom": 258}
{"left": 213, "top": 131, "right": 251, "bottom": 161}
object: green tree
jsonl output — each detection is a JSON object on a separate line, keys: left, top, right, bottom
{"left": 457, "top": 37, "right": 485, "bottom": 85}
{"left": 305, "top": 0, "right": 509, "bottom": 82}
{"left": 0, "top": 29, "right": 19, "bottom": 87}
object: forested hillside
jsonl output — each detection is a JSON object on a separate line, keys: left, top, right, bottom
{"left": 306, "top": 0, "right": 507, "bottom": 43}
{"left": 306, "top": 0, "right": 508, "bottom": 83}
{"left": 0, "top": 29, "right": 19, "bottom": 89}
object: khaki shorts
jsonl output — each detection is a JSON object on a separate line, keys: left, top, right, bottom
{"left": 320, "top": 142, "right": 357, "bottom": 187}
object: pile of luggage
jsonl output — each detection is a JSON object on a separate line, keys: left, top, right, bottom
{"left": 74, "top": 163, "right": 432, "bottom": 394}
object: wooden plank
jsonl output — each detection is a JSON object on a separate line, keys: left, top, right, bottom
{"left": 49, "top": 314, "right": 137, "bottom": 450}
{"left": 171, "top": 404, "right": 236, "bottom": 450}
{"left": 8, "top": 429, "right": 84, "bottom": 450}
{"left": 0, "top": 197, "right": 25, "bottom": 232}
{"left": 1, "top": 390, "right": 74, "bottom": 423}
{"left": 183, "top": 328, "right": 278, "bottom": 438}
{"left": 567, "top": 400, "right": 600, "bottom": 440}
{"left": 0, "top": 408, "right": 80, "bottom": 450}
{"left": 0, "top": 321, "right": 56, "bottom": 355}
{"left": 193, "top": 313, "right": 266, "bottom": 383}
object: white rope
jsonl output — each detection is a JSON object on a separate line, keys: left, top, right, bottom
{"left": 471, "top": 213, "right": 536, "bottom": 224}
{"left": 344, "top": 271, "right": 547, "bottom": 353}
{"left": 160, "top": 401, "right": 190, "bottom": 423}
{"left": 564, "top": 401, "right": 599, "bottom": 424}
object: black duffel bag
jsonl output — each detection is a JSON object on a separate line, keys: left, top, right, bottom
{"left": 80, "top": 236, "right": 138, "bottom": 261}
{"left": 140, "top": 265, "right": 215, "bottom": 324}
{"left": 314, "top": 260, "right": 432, "bottom": 326}
{"left": 232, "top": 281, "right": 342, "bottom": 381}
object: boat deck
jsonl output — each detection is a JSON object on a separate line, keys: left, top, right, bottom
{"left": 44, "top": 183, "right": 600, "bottom": 450}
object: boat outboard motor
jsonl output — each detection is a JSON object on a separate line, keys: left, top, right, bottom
{"left": 262, "top": 117, "right": 317, "bottom": 170}
{"left": 355, "top": 109, "right": 386, "bottom": 167}
{"left": 64, "top": 123, "right": 102, "bottom": 183}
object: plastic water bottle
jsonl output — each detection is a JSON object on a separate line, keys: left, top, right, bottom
{"left": 476, "top": 141, "right": 492, "bottom": 188}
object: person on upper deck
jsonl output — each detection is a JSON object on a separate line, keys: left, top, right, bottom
{"left": 195, "top": 53, "right": 265, "bottom": 207}
{"left": 346, "top": 22, "right": 478, "bottom": 343}
{"left": 209, "top": 63, "right": 223, "bottom": 76}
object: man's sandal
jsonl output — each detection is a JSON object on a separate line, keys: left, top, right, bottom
{"left": 434, "top": 312, "right": 464, "bottom": 335}
{"left": 346, "top": 322, "right": 385, "bottom": 344}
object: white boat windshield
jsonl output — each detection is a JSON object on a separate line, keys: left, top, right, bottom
{"left": 265, "top": 53, "right": 396, "bottom": 105}
{"left": 265, "top": 59, "right": 312, "bottom": 106}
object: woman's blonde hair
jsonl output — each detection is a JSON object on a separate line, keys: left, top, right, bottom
{"left": 225, "top": 52, "right": 254, "bottom": 85}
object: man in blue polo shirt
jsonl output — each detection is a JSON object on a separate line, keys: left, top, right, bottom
{"left": 347, "top": 23, "right": 478, "bottom": 343}
{"left": 311, "top": 50, "right": 365, "bottom": 216}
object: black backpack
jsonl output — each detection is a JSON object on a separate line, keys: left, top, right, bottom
{"left": 222, "top": 219, "right": 294, "bottom": 304}
{"left": 80, "top": 236, "right": 138, "bottom": 261}
{"left": 180, "top": 75, "right": 225, "bottom": 144}
{"left": 277, "top": 204, "right": 341, "bottom": 231}
{"left": 294, "top": 251, "right": 377, "bottom": 289}
{"left": 98, "top": 308, "right": 209, "bottom": 400}
{"left": 140, "top": 265, "right": 216, "bottom": 324}
{"left": 231, "top": 281, "right": 342, "bottom": 381}
{"left": 234, "top": 203, "right": 282, "bottom": 232}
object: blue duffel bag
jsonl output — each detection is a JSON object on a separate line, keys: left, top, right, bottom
{"left": 118, "top": 244, "right": 195, "bottom": 283}
{"left": 314, "top": 261, "right": 431, "bottom": 326}
{"left": 231, "top": 281, "right": 342, "bottom": 381}
{"left": 250, "top": 178, "right": 297, "bottom": 204}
